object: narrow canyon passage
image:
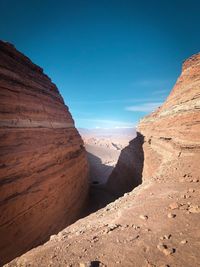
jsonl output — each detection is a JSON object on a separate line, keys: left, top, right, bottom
{"left": 81, "top": 131, "right": 144, "bottom": 215}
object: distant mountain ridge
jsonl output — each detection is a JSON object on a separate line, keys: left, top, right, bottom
{"left": 78, "top": 127, "right": 136, "bottom": 138}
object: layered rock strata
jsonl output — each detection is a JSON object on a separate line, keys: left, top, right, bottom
{"left": 0, "top": 41, "right": 89, "bottom": 265}
{"left": 107, "top": 53, "right": 200, "bottom": 195}
{"left": 139, "top": 53, "right": 200, "bottom": 182}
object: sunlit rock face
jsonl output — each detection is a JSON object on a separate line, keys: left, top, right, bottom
{"left": 0, "top": 41, "right": 89, "bottom": 264}
{"left": 139, "top": 53, "right": 200, "bottom": 182}
{"left": 107, "top": 53, "right": 200, "bottom": 195}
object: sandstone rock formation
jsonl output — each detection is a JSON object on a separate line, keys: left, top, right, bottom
{"left": 139, "top": 53, "right": 200, "bottom": 182}
{"left": 0, "top": 41, "right": 89, "bottom": 265}
{"left": 107, "top": 53, "right": 200, "bottom": 196}
{"left": 4, "top": 53, "right": 200, "bottom": 267}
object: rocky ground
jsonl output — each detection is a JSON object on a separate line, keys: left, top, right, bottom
{"left": 5, "top": 176, "right": 200, "bottom": 267}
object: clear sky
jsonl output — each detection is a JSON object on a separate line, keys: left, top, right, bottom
{"left": 0, "top": 0, "right": 200, "bottom": 128}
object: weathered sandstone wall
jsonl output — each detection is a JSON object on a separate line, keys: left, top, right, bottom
{"left": 107, "top": 53, "right": 200, "bottom": 195}
{"left": 0, "top": 41, "right": 89, "bottom": 264}
{"left": 139, "top": 53, "right": 200, "bottom": 182}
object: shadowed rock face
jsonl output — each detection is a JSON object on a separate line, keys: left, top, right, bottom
{"left": 106, "top": 133, "right": 144, "bottom": 197}
{"left": 0, "top": 41, "right": 89, "bottom": 264}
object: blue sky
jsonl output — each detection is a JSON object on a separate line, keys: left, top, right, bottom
{"left": 0, "top": 0, "right": 200, "bottom": 128}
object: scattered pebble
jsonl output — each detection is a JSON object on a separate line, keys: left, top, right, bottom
{"left": 188, "top": 205, "right": 200, "bottom": 213}
{"left": 169, "top": 202, "right": 179, "bottom": 210}
{"left": 180, "top": 239, "right": 188, "bottom": 244}
{"left": 168, "top": 213, "right": 176, "bottom": 218}
{"left": 160, "top": 234, "right": 171, "bottom": 240}
{"left": 105, "top": 224, "right": 121, "bottom": 233}
{"left": 131, "top": 224, "right": 140, "bottom": 229}
{"left": 181, "top": 194, "right": 191, "bottom": 199}
{"left": 127, "top": 234, "right": 140, "bottom": 242}
{"left": 139, "top": 215, "right": 148, "bottom": 220}
{"left": 157, "top": 244, "right": 175, "bottom": 256}
{"left": 188, "top": 188, "right": 195, "bottom": 193}
{"left": 192, "top": 179, "right": 199, "bottom": 183}
{"left": 163, "top": 248, "right": 175, "bottom": 255}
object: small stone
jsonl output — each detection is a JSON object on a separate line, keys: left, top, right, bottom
{"left": 168, "top": 213, "right": 176, "bottom": 218}
{"left": 188, "top": 188, "right": 195, "bottom": 193}
{"left": 127, "top": 234, "right": 139, "bottom": 241}
{"left": 131, "top": 224, "right": 140, "bottom": 229}
{"left": 192, "top": 179, "right": 199, "bottom": 183}
{"left": 181, "top": 194, "right": 191, "bottom": 199}
{"left": 139, "top": 215, "right": 148, "bottom": 220}
{"left": 163, "top": 248, "right": 175, "bottom": 255}
{"left": 106, "top": 223, "right": 121, "bottom": 233}
{"left": 157, "top": 243, "right": 166, "bottom": 251}
{"left": 164, "top": 234, "right": 171, "bottom": 240}
{"left": 157, "top": 243, "right": 175, "bottom": 255}
{"left": 169, "top": 202, "right": 179, "bottom": 210}
{"left": 180, "top": 239, "right": 188, "bottom": 244}
{"left": 188, "top": 205, "right": 200, "bottom": 213}
{"left": 160, "top": 234, "right": 171, "bottom": 240}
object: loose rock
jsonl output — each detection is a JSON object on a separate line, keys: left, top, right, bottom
{"left": 169, "top": 202, "right": 179, "bottom": 210}
{"left": 168, "top": 213, "right": 176, "bottom": 218}
{"left": 139, "top": 215, "right": 148, "bottom": 220}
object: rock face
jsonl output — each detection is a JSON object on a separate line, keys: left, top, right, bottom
{"left": 0, "top": 41, "right": 89, "bottom": 264}
{"left": 139, "top": 53, "right": 200, "bottom": 182}
{"left": 107, "top": 53, "right": 200, "bottom": 195}
{"left": 106, "top": 133, "right": 144, "bottom": 197}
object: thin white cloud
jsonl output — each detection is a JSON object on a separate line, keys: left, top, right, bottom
{"left": 152, "top": 89, "right": 168, "bottom": 95}
{"left": 70, "top": 97, "right": 165, "bottom": 105}
{"left": 125, "top": 102, "right": 163, "bottom": 112}
{"left": 131, "top": 79, "right": 173, "bottom": 87}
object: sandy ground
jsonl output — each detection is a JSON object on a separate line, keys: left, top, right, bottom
{"left": 7, "top": 178, "right": 200, "bottom": 267}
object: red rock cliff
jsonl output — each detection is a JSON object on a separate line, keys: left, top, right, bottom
{"left": 0, "top": 41, "right": 89, "bottom": 264}
{"left": 107, "top": 53, "right": 200, "bottom": 195}
{"left": 139, "top": 53, "right": 200, "bottom": 182}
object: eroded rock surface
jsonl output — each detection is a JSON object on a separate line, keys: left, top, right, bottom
{"left": 139, "top": 53, "right": 200, "bottom": 182}
{"left": 4, "top": 53, "right": 200, "bottom": 267}
{"left": 0, "top": 41, "right": 89, "bottom": 265}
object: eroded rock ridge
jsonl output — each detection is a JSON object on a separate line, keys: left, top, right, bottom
{"left": 0, "top": 41, "right": 89, "bottom": 265}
